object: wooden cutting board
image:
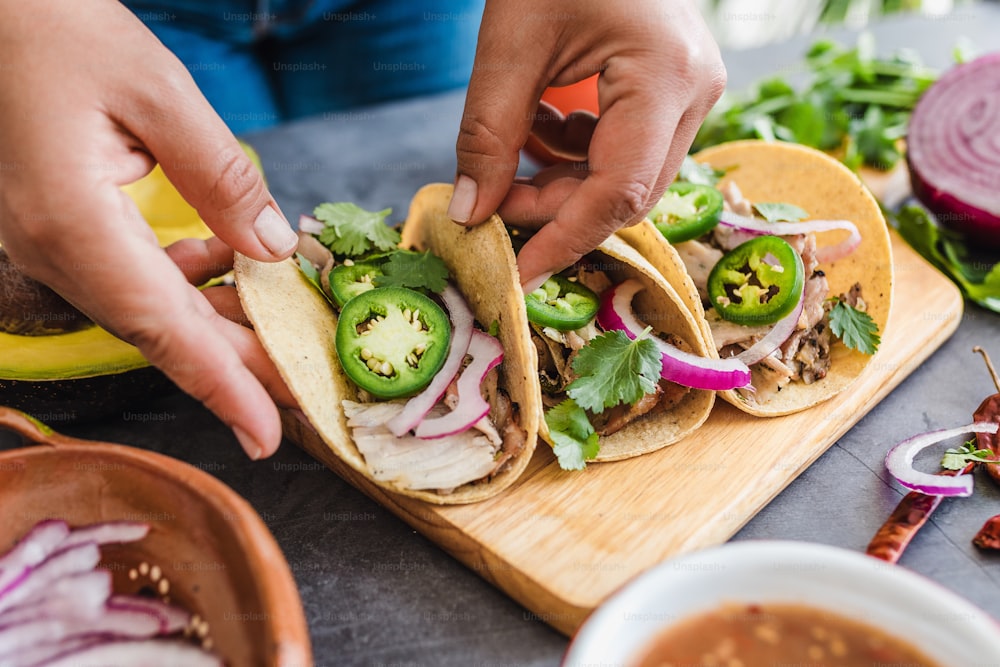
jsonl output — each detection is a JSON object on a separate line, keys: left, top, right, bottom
{"left": 281, "top": 231, "right": 962, "bottom": 636}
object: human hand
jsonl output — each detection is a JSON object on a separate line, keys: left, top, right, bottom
{"left": 448, "top": 0, "right": 725, "bottom": 290}
{"left": 0, "top": 0, "right": 297, "bottom": 458}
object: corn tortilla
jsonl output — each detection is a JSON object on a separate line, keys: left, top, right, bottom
{"left": 234, "top": 186, "right": 541, "bottom": 504}
{"left": 619, "top": 140, "right": 894, "bottom": 416}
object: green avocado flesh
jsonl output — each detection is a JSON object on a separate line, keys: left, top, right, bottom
{"left": 0, "top": 328, "right": 149, "bottom": 380}
{"left": 0, "top": 328, "right": 167, "bottom": 423}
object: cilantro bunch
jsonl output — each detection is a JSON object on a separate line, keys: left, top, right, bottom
{"left": 693, "top": 34, "right": 938, "bottom": 171}
{"left": 297, "top": 202, "right": 449, "bottom": 295}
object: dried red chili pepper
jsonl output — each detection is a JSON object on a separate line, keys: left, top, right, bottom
{"left": 866, "top": 464, "right": 975, "bottom": 564}
{"left": 972, "top": 346, "right": 1000, "bottom": 485}
{"left": 973, "top": 515, "right": 1000, "bottom": 550}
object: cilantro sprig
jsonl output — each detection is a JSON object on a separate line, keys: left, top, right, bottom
{"left": 753, "top": 202, "right": 809, "bottom": 223}
{"left": 545, "top": 399, "right": 600, "bottom": 471}
{"left": 828, "top": 299, "right": 880, "bottom": 355}
{"left": 565, "top": 329, "right": 662, "bottom": 413}
{"left": 314, "top": 202, "right": 400, "bottom": 256}
{"left": 544, "top": 328, "right": 663, "bottom": 470}
{"left": 373, "top": 249, "right": 449, "bottom": 293}
{"left": 941, "top": 439, "right": 999, "bottom": 471}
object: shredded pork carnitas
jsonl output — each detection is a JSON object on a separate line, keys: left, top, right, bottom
{"left": 531, "top": 265, "right": 690, "bottom": 436}
{"left": 343, "top": 367, "right": 525, "bottom": 494}
{"left": 676, "top": 184, "right": 869, "bottom": 401}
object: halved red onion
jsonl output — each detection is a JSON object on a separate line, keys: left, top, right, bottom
{"left": 735, "top": 276, "right": 806, "bottom": 366}
{"left": 386, "top": 285, "right": 474, "bottom": 437}
{"left": 297, "top": 214, "right": 325, "bottom": 235}
{"left": 718, "top": 210, "right": 861, "bottom": 264}
{"left": 884, "top": 422, "right": 1000, "bottom": 497}
{"left": 907, "top": 52, "right": 1000, "bottom": 249}
{"left": 597, "top": 280, "right": 751, "bottom": 391}
{"left": 415, "top": 330, "right": 504, "bottom": 439}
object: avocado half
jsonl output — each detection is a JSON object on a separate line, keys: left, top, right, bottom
{"left": 0, "top": 143, "right": 264, "bottom": 422}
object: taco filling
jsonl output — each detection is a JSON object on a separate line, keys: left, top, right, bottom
{"left": 508, "top": 229, "right": 746, "bottom": 470}
{"left": 294, "top": 203, "right": 526, "bottom": 494}
{"left": 655, "top": 168, "right": 881, "bottom": 403}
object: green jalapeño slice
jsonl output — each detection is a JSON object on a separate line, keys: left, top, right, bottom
{"left": 649, "top": 182, "right": 724, "bottom": 244}
{"left": 327, "top": 261, "right": 385, "bottom": 307}
{"left": 525, "top": 275, "right": 600, "bottom": 332}
{"left": 707, "top": 236, "right": 804, "bottom": 326}
{"left": 335, "top": 287, "right": 451, "bottom": 399}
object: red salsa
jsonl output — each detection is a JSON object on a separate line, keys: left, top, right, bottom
{"left": 633, "top": 602, "right": 943, "bottom": 667}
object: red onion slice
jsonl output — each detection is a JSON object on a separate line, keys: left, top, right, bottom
{"left": 59, "top": 522, "right": 149, "bottom": 549}
{"left": 108, "top": 595, "right": 191, "bottom": 634}
{"left": 297, "top": 214, "right": 325, "bottom": 235}
{"left": 42, "top": 639, "right": 224, "bottom": 667}
{"left": 884, "top": 422, "right": 999, "bottom": 497}
{"left": 597, "top": 280, "right": 751, "bottom": 391}
{"left": 0, "top": 542, "right": 100, "bottom": 614}
{"left": 386, "top": 285, "right": 474, "bottom": 436}
{"left": 415, "top": 330, "right": 504, "bottom": 439}
{"left": 719, "top": 211, "right": 861, "bottom": 264}
{"left": 0, "top": 521, "right": 221, "bottom": 664}
{"left": 907, "top": 52, "right": 1000, "bottom": 248}
{"left": 0, "top": 520, "right": 70, "bottom": 595}
{"left": 735, "top": 276, "right": 806, "bottom": 366}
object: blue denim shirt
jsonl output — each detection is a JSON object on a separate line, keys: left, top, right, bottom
{"left": 123, "top": 0, "right": 485, "bottom": 131}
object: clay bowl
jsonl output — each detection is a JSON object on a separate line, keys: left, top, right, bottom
{"left": 0, "top": 406, "right": 312, "bottom": 667}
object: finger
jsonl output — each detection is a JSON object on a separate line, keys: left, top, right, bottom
{"left": 448, "top": 3, "right": 552, "bottom": 226}
{"left": 113, "top": 53, "right": 297, "bottom": 262}
{"left": 9, "top": 182, "right": 285, "bottom": 460}
{"left": 496, "top": 169, "right": 585, "bottom": 229}
{"left": 208, "top": 299, "right": 298, "bottom": 414}
{"left": 202, "top": 285, "right": 250, "bottom": 327}
{"left": 515, "top": 69, "right": 680, "bottom": 288}
{"left": 166, "top": 236, "right": 234, "bottom": 285}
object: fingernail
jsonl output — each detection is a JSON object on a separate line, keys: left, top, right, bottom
{"left": 447, "top": 175, "right": 477, "bottom": 224}
{"left": 233, "top": 426, "right": 263, "bottom": 461}
{"left": 254, "top": 204, "right": 297, "bottom": 257}
{"left": 521, "top": 271, "right": 553, "bottom": 294}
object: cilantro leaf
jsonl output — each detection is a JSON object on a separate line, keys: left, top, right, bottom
{"left": 828, "top": 300, "right": 880, "bottom": 355}
{"left": 892, "top": 204, "right": 1000, "bottom": 313}
{"left": 295, "top": 252, "right": 320, "bottom": 287}
{"left": 313, "top": 202, "right": 400, "bottom": 257}
{"left": 677, "top": 156, "right": 725, "bottom": 187}
{"left": 941, "top": 439, "right": 998, "bottom": 471}
{"left": 566, "top": 329, "right": 661, "bottom": 414}
{"left": 372, "top": 250, "right": 449, "bottom": 293}
{"left": 545, "top": 399, "right": 599, "bottom": 471}
{"left": 753, "top": 202, "right": 809, "bottom": 223}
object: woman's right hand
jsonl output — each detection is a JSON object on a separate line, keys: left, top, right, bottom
{"left": 0, "top": 0, "right": 297, "bottom": 459}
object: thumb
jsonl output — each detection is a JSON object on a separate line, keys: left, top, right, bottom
{"left": 448, "top": 5, "right": 547, "bottom": 226}
{"left": 121, "top": 67, "right": 298, "bottom": 262}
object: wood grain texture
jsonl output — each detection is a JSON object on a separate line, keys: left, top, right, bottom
{"left": 282, "top": 232, "right": 962, "bottom": 636}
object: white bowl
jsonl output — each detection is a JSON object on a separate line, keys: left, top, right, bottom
{"left": 562, "top": 540, "right": 1000, "bottom": 666}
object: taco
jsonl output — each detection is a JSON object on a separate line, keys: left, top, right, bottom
{"left": 400, "top": 184, "right": 724, "bottom": 468}
{"left": 233, "top": 193, "right": 541, "bottom": 505}
{"left": 619, "top": 140, "right": 893, "bottom": 416}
